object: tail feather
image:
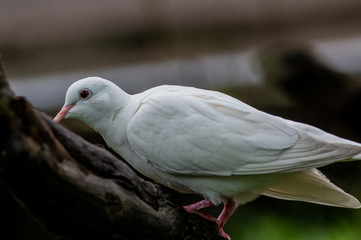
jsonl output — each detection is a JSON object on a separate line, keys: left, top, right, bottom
{"left": 263, "top": 168, "right": 360, "bottom": 209}
{"left": 351, "top": 154, "right": 361, "bottom": 161}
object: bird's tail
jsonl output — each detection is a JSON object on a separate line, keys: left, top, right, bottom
{"left": 351, "top": 154, "right": 361, "bottom": 161}
{"left": 262, "top": 168, "right": 360, "bottom": 209}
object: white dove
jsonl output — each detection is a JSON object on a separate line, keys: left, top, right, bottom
{"left": 54, "top": 77, "right": 361, "bottom": 239}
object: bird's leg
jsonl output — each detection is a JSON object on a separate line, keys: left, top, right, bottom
{"left": 184, "top": 199, "right": 214, "bottom": 211}
{"left": 183, "top": 199, "right": 216, "bottom": 221}
{"left": 217, "top": 199, "right": 237, "bottom": 240}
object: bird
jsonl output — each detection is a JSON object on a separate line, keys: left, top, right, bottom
{"left": 54, "top": 77, "right": 361, "bottom": 239}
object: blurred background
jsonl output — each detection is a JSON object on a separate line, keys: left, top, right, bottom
{"left": 2, "top": 0, "right": 361, "bottom": 239}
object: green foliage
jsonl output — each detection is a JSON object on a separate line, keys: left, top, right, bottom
{"left": 226, "top": 200, "right": 361, "bottom": 240}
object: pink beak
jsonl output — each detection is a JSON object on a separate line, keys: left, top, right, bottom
{"left": 54, "top": 105, "right": 74, "bottom": 122}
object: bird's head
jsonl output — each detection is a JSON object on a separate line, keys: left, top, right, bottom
{"left": 54, "top": 77, "right": 129, "bottom": 127}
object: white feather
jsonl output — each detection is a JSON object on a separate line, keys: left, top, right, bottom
{"left": 263, "top": 168, "right": 360, "bottom": 208}
{"left": 127, "top": 85, "right": 361, "bottom": 175}
{"left": 58, "top": 77, "right": 361, "bottom": 207}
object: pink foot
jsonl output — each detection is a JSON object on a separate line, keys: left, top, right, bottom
{"left": 194, "top": 210, "right": 217, "bottom": 222}
{"left": 217, "top": 199, "right": 237, "bottom": 240}
{"left": 184, "top": 198, "right": 237, "bottom": 239}
{"left": 184, "top": 199, "right": 214, "bottom": 212}
{"left": 218, "top": 227, "right": 231, "bottom": 240}
{"left": 184, "top": 199, "right": 216, "bottom": 221}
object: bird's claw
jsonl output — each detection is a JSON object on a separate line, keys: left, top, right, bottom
{"left": 218, "top": 227, "right": 231, "bottom": 240}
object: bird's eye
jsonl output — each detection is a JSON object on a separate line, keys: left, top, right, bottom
{"left": 79, "top": 89, "right": 92, "bottom": 100}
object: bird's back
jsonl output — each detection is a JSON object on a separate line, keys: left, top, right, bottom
{"left": 126, "top": 85, "right": 361, "bottom": 176}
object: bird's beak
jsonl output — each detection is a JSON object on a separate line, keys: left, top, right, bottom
{"left": 54, "top": 105, "right": 74, "bottom": 123}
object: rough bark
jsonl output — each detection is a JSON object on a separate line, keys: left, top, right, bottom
{"left": 0, "top": 57, "right": 225, "bottom": 240}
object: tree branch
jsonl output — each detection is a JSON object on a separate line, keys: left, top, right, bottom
{"left": 0, "top": 57, "right": 225, "bottom": 240}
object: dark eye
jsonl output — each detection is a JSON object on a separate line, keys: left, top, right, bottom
{"left": 79, "top": 89, "right": 91, "bottom": 100}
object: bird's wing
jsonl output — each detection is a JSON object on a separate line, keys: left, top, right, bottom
{"left": 127, "top": 86, "right": 361, "bottom": 176}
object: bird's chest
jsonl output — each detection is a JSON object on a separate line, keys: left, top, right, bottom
{"left": 110, "top": 142, "right": 192, "bottom": 192}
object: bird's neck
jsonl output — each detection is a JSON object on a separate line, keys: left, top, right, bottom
{"left": 91, "top": 93, "right": 133, "bottom": 148}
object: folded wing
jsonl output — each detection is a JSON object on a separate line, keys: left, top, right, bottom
{"left": 127, "top": 86, "right": 361, "bottom": 176}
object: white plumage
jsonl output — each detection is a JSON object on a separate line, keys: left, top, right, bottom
{"left": 54, "top": 77, "right": 361, "bottom": 239}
